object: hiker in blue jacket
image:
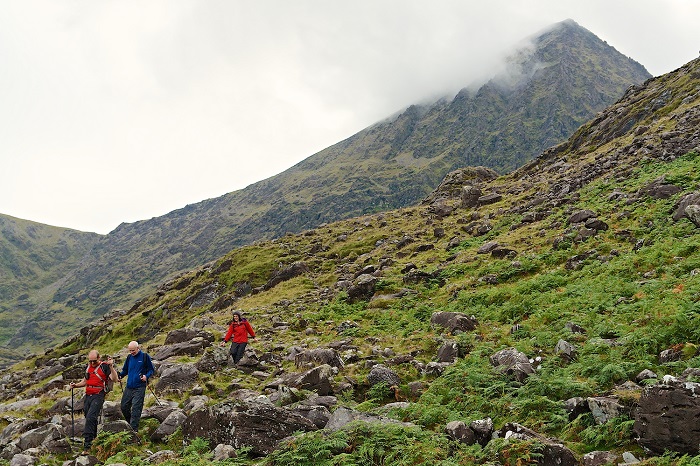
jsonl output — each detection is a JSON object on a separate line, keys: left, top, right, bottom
{"left": 117, "top": 341, "right": 155, "bottom": 432}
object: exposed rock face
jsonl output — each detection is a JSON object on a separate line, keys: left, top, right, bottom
{"left": 265, "top": 262, "right": 310, "bottom": 290}
{"left": 182, "top": 401, "right": 317, "bottom": 455}
{"left": 634, "top": 377, "right": 700, "bottom": 454}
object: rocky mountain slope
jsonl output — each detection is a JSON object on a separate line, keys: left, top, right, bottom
{"left": 3, "top": 20, "right": 651, "bottom": 365}
{"left": 1, "top": 56, "right": 699, "bottom": 465}
{"left": 0, "top": 215, "right": 101, "bottom": 366}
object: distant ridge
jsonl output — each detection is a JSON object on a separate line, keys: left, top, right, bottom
{"left": 0, "top": 20, "right": 651, "bottom": 366}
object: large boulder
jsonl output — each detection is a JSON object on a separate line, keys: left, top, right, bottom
{"left": 153, "top": 337, "right": 212, "bottom": 361}
{"left": 195, "top": 347, "right": 231, "bottom": 373}
{"left": 295, "top": 348, "right": 344, "bottom": 369}
{"left": 0, "top": 420, "right": 42, "bottom": 448}
{"left": 367, "top": 365, "right": 400, "bottom": 388}
{"left": 436, "top": 340, "right": 459, "bottom": 363}
{"left": 155, "top": 363, "right": 199, "bottom": 392}
{"left": 324, "top": 407, "right": 414, "bottom": 431}
{"left": 151, "top": 409, "right": 187, "bottom": 441}
{"left": 430, "top": 312, "right": 478, "bottom": 334}
{"left": 489, "top": 348, "right": 535, "bottom": 382}
{"left": 17, "top": 423, "right": 70, "bottom": 454}
{"left": 182, "top": 400, "right": 317, "bottom": 455}
{"left": 673, "top": 191, "right": 700, "bottom": 221}
{"left": 280, "top": 365, "right": 335, "bottom": 396}
{"left": 165, "top": 328, "right": 215, "bottom": 345}
{"left": 634, "top": 377, "right": 700, "bottom": 454}
{"left": 445, "top": 421, "right": 475, "bottom": 445}
{"left": 495, "top": 423, "right": 578, "bottom": 466}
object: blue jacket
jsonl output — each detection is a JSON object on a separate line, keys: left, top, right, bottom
{"left": 118, "top": 351, "right": 155, "bottom": 389}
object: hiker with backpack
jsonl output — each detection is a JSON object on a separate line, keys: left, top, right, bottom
{"left": 117, "top": 341, "right": 155, "bottom": 433}
{"left": 69, "top": 350, "right": 118, "bottom": 454}
{"left": 220, "top": 310, "right": 257, "bottom": 364}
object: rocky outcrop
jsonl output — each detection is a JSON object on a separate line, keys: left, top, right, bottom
{"left": 182, "top": 401, "right": 317, "bottom": 456}
{"left": 634, "top": 376, "right": 700, "bottom": 454}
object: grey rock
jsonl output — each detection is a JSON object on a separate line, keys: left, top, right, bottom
{"left": 430, "top": 311, "right": 478, "bottom": 334}
{"left": 587, "top": 396, "right": 625, "bottom": 425}
{"left": 634, "top": 378, "right": 700, "bottom": 454}
{"left": 183, "top": 400, "right": 317, "bottom": 456}
{"left": 489, "top": 348, "right": 534, "bottom": 382}
{"left": 445, "top": 421, "right": 475, "bottom": 445}
{"left": 367, "top": 365, "right": 400, "bottom": 388}
{"left": 212, "top": 444, "right": 237, "bottom": 461}
{"left": 582, "top": 451, "right": 619, "bottom": 466}
{"left": 436, "top": 340, "right": 459, "bottom": 363}
{"left": 151, "top": 409, "right": 186, "bottom": 441}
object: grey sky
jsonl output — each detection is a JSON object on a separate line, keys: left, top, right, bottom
{"left": 1, "top": 0, "right": 698, "bottom": 234}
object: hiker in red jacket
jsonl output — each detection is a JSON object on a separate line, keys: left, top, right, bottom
{"left": 219, "top": 311, "right": 257, "bottom": 364}
{"left": 69, "top": 350, "right": 118, "bottom": 454}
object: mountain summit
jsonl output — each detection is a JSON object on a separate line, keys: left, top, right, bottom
{"left": 0, "top": 20, "right": 651, "bottom": 365}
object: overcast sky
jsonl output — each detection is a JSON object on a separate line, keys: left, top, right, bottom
{"left": 1, "top": 1, "right": 699, "bottom": 234}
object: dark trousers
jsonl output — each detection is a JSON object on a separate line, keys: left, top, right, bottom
{"left": 230, "top": 342, "right": 248, "bottom": 364}
{"left": 83, "top": 392, "right": 105, "bottom": 449}
{"left": 121, "top": 385, "right": 146, "bottom": 432}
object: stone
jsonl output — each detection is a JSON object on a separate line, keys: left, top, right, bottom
{"left": 183, "top": 400, "right": 317, "bottom": 456}
{"left": 430, "top": 312, "right": 478, "bottom": 333}
{"left": 151, "top": 409, "right": 186, "bottom": 441}
{"left": 436, "top": 341, "right": 459, "bottom": 363}
{"left": 155, "top": 363, "right": 199, "bottom": 392}
{"left": 444, "top": 421, "right": 475, "bottom": 445}
{"left": 634, "top": 378, "right": 700, "bottom": 454}
{"left": 489, "top": 348, "right": 534, "bottom": 382}
{"left": 587, "top": 396, "right": 626, "bottom": 424}
{"left": 367, "top": 365, "right": 400, "bottom": 388}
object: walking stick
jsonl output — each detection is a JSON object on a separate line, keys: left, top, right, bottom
{"left": 71, "top": 386, "right": 75, "bottom": 439}
{"left": 148, "top": 383, "right": 162, "bottom": 406}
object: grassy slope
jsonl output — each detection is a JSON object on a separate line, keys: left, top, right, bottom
{"left": 6, "top": 59, "right": 700, "bottom": 465}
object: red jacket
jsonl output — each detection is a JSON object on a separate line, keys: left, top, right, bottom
{"left": 224, "top": 319, "right": 255, "bottom": 343}
{"left": 85, "top": 363, "right": 110, "bottom": 395}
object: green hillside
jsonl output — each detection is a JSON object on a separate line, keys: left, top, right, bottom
{"left": 3, "top": 20, "right": 651, "bottom": 365}
{"left": 0, "top": 215, "right": 101, "bottom": 365}
{"left": 1, "top": 57, "right": 699, "bottom": 465}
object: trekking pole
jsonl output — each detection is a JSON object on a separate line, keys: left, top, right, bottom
{"left": 71, "top": 386, "right": 75, "bottom": 439}
{"left": 148, "top": 383, "right": 162, "bottom": 406}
